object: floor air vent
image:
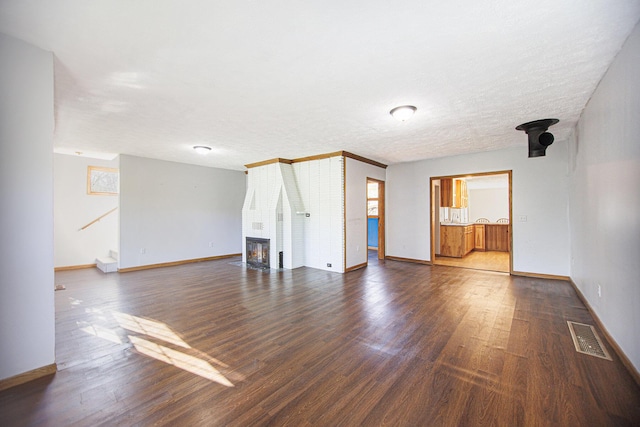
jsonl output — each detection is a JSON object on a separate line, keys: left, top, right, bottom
{"left": 567, "top": 321, "right": 612, "bottom": 360}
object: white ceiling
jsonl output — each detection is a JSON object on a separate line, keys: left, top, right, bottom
{"left": 1, "top": 1, "right": 639, "bottom": 171}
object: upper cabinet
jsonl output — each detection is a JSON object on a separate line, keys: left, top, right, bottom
{"left": 440, "top": 178, "right": 453, "bottom": 207}
{"left": 457, "top": 179, "right": 468, "bottom": 208}
{"left": 440, "top": 178, "right": 468, "bottom": 208}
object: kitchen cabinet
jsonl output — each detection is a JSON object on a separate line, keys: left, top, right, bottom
{"left": 441, "top": 223, "right": 508, "bottom": 257}
{"left": 474, "top": 224, "right": 485, "bottom": 251}
{"left": 457, "top": 179, "right": 468, "bottom": 208}
{"left": 464, "top": 225, "right": 474, "bottom": 254}
{"left": 440, "top": 224, "right": 474, "bottom": 257}
{"left": 440, "top": 178, "right": 468, "bottom": 208}
{"left": 485, "top": 224, "right": 509, "bottom": 251}
{"left": 440, "top": 178, "right": 453, "bottom": 207}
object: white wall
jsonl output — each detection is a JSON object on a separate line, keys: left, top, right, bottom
{"left": 0, "top": 33, "right": 55, "bottom": 380}
{"left": 468, "top": 187, "right": 509, "bottom": 223}
{"left": 54, "top": 154, "right": 119, "bottom": 267}
{"left": 568, "top": 22, "right": 640, "bottom": 372}
{"left": 345, "top": 157, "right": 386, "bottom": 268}
{"left": 242, "top": 163, "right": 278, "bottom": 246}
{"left": 119, "top": 155, "right": 245, "bottom": 269}
{"left": 386, "top": 145, "right": 570, "bottom": 276}
{"left": 293, "top": 157, "right": 344, "bottom": 272}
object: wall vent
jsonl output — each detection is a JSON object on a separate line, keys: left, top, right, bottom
{"left": 567, "top": 321, "right": 612, "bottom": 360}
{"left": 252, "top": 222, "right": 264, "bottom": 230}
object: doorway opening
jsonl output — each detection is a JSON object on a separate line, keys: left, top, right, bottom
{"left": 430, "top": 171, "right": 512, "bottom": 273}
{"left": 366, "top": 178, "right": 385, "bottom": 260}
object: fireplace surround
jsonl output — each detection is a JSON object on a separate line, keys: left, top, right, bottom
{"left": 246, "top": 237, "right": 270, "bottom": 269}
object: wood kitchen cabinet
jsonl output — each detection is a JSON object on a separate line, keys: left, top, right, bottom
{"left": 485, "top": 224, "right": 509, "bottom": 251}
{"left": 474, "top": 224, "right": 485, "bottom": 251}
{"left": 440, "top": 178, "right": 468, "bottom": 208}
{"left": 457, "top": 179, "right": 468, "bottom": 208}
{"left": 440, "top": 178, "right": 453, "bottom": 207}
{"left": 440, "top": 225, "right": 474, "bottom": 257}
{"left": 464, "top": 225, "right": 473, "bottom": 254}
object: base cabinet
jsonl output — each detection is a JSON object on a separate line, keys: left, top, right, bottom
{"left": 474, "top": 224, "right": 485, "bottom": 251}
{"left": 464, "top": 226, "right": 474, "bottom": 255}
{"left": 441, "top": 225, "right": 474, "bottom": 257}
{"left": 441, "top": 223, "right": 508, "bottom": 257}
{"left": 485, "top": 224, "right": 509, "bottom": 251}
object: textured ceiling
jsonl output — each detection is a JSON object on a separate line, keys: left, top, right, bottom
{"left": 1, "top": 1, "right": 639, "bottom": 170}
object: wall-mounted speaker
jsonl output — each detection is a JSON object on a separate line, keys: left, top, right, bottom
{"left": 516, "top": 118, "right": 559, "bottom": 158}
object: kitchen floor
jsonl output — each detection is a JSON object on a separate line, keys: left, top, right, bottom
{"left": 435, "top": 250, "right": 509, "bottom": 272}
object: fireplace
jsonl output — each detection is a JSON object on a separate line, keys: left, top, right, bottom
{"left": 246, "top": 237, "right": 270, "bottom": 269}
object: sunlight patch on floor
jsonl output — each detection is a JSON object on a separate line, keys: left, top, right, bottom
{"left": 77, "top": 309, "right": 236, "bottom": 386}
{"left": 113, "top": 311, "right": 190, "bottom": 348}
{"left": 129, "top": 336, "right": 234, "bottom": 387}
{"left": 80, "top": 323, "right": 122, "bottom": 344}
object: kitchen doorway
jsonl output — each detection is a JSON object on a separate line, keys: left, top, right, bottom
{"left": 430, "top": 171, "right": 512, "bottom": 273}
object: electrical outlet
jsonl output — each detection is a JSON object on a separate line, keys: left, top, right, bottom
{"left": 140, "top": 248, "right": 146, "bottom": 254}
{"left": 209, "top": 241, "right": 214, "bottom": 247}
{"left": 327, "top": 263, "right": 332, "bottom": 268}
{"left": 597, "top": 284, "right": 602, "bottom": 297}
{"left": 519, "top": 215, "right": 527, "bottom": 222}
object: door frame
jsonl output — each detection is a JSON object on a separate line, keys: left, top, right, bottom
{"left": 367, "top": 178, "right": 385, "bottom": 260}
{"left": 429, "top": 170, "right": 513, "bottom": 274}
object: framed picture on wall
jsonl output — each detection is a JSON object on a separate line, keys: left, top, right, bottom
{"left": 87, "top": 166, "right": 119, "bottom": 195}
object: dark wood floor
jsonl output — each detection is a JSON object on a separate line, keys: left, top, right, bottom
{"left": 1, "top": 254, "right": 639, "bottom": 426}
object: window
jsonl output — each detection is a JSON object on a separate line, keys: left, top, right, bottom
{"left": 88, "top": 166, "right": 119, "bottom": 195}
{"left": 367, "top": 182, "right": 378, "bottom": 217}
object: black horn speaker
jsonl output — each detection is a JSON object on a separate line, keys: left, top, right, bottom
{"left": 516, "top": 118, "right": 559, "bottom": 158}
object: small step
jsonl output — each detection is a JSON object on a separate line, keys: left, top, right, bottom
{"left": 96, "top": 256, "right": 118, "bottom": 273}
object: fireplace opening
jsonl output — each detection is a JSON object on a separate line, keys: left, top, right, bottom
{"left": 246, "top": 237, "right": 270, "bottom": 269}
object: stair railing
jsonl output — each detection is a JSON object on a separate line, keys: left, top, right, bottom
{"left": 79, "top": 207, "right": 118, "bottom": 231}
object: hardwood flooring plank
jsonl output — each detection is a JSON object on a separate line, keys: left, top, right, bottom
{"left": 359, "top": 360, "right": 435, "bottom": 426}
{"left": 1, "top": 254, "right": 639, "bottom": 426}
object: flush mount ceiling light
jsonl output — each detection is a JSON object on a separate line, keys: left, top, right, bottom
{"left": 193, "top": 145, "right": 212, "bottom": 154}
{"left": 390, "top": 105, "right": 417, "bottom": 121}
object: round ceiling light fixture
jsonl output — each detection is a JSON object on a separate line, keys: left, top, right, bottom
{"left": 390, "top": 105, "right": 417, "bottom": 121}
{"left": 193, "top": 145, "right": 212, "bottom": 154}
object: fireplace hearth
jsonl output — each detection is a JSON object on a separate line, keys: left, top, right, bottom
{"left": 246, "top": 237, "right": 270, "bottom": 269}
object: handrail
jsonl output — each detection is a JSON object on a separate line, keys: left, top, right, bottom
{"left": 79, "top": 207, "right": 118, "bottom": 231}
